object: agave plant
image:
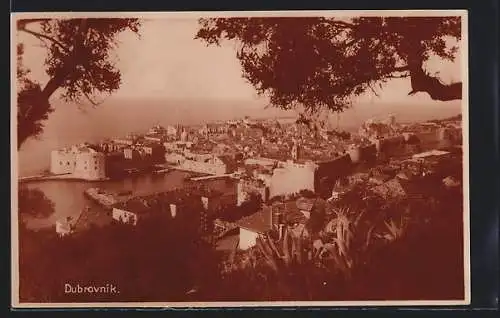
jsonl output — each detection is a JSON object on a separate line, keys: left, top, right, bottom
{"left": 255, "top": 226, "right": 311, "bottom": 273}
{"left": 316, "top": 205, "right": 368, "bottom": 276}
{"left": 220, "top": 205, "right": 384, "bottom": 299}
{"left": 228, "top": 226, "right": 321, "bottom": 300}
{"left": 377, "top": 215, "right": 409, "bottom": 242}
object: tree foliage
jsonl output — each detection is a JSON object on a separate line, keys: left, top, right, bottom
{"left": 219, "top": 174, "right": 463, "bottom": 300}
{"left": 16, "top": 18, "right": 140, "bottom": 148}
{"left": 18, "top": 186, "right": 55, "bottom": 220}
{"left": 196, "top": 16, "right": 462, "bottom": 116}
{"left": 18, "top": 215, "right": 219, "bottom": 302}
{"left": 17, "top": 158, "right": 464, "bottom": 301}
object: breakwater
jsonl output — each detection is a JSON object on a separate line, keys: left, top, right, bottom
{"left": 83, "top": 187, "right": 130, "bottom": 209}
{"left": 19, "top": 173, "right": 109, "bottom": 184}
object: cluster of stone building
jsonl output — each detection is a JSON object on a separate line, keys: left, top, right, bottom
{"left": 216, "top": 114, "right": 462, "bottom": 250}
{"left": 54, "top": 114, "right": 463, "bottom": 252}
{"left": 109, "top": 185, "right": 238, "bottom": 238}
{"left": 50, "top": 144, "right": 106, "bottom": 180}
{"left": 47, "top": 115, "right": 354, "bottom": 181}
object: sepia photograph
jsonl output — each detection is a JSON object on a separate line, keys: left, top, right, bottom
{"left": 11, "top": 10, "right": 469, "bottom": 308}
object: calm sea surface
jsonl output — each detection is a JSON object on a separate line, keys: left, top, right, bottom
{"left": 17, "top": 98, "right": 461, "bottom": 229}
{"left": 22, "top": 170, "right": 191, "bottom": 229}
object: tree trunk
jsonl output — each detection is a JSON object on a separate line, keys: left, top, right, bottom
{"left": 406, "top": 42, "right": 462, "bottom": 101}
{"left": 408, "top": 66, "right": 462, "bottom": 101}
{"left": 18, "top": 19, "right": 89, "bottom": 149}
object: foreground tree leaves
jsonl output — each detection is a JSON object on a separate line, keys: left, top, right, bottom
{"left": 18, "top": 216, "right": 217, "bottom": 302}
{"left": 16, "top": 18, "right": 140, "bottom": 147}
{"left": 196, "top": 16, "right": 462, "bottom": 117}
{"left": 18, "top": 186, "right": 55, "bottom": 220}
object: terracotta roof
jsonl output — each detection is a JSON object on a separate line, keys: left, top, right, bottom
{"left": 200, "top": 188, "right": 224, "bottom": 198}
{"left": 142, "top": 140, "right": 164, "bottom": 147}
{"left": 315, "top": 153, "right": 352, "bottom": 167}
{"left": 236, "top": 207, "right": 273, "bottom": 234}
{"left": 145, "top": 132, "right": 164, "bottom": 139}
{"left": 296, "top": 197, "right": 315, "bottom": 212}
{"left": 215, "top": 233, "right": 239, "bottom": 252}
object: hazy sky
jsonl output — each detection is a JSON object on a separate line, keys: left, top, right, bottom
{"left": 17, "top": 16, "right": 463, "bottom": 105}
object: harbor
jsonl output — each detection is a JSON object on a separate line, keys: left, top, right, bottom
{"left": 21, "top": 169, "right": 194, "bottom": 231}
{"left": 14, "top": 13, "right": 468, "bottom": 304}
{"left": 189, "top": 173, "right": 236, "bottom": 181}
{"left": 154, "top": 168, "right": 171, "bottom": 174}
{"left": 83, "top": 187, "right": 132, "bottom": 210}
{"left": 19, "top": 173, "right": 110, "bottom": 183}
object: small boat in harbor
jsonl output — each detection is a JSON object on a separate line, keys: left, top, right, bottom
{"left": 117, "top": 190, "right": 133, "bottom": 196}
{"left": 153, "top": 168, "right": 170, "bottom": 174}
{"left": 124, "top": 168, "right": 140, "bottom": 175}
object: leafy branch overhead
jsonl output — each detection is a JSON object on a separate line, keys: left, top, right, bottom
{"left": 196, "top": 16, "right": 462, "bottom": 114}
{"left": 16, "top": 18, "right": 140, "bottom": 147}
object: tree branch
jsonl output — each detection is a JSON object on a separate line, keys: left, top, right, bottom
{"left": 16, "top": 19, "right": 51, "bottom": 29}
{"left": 367, "top": 82, "right": 380, "bottom": 97}
{"left": 407, "top": 60, "right": 462, "bottom": 101}
{"left": 82, "top": 90, "right": 100, "bottom": 107}
{"left": 41, "top": 19, "right": 89, "bottom": 100}
{"left": 402, "top": 40, "right": 462, "bottom": 101}
{"left": 19, "top": 27, "right": 71, "bottom": 53}
{"left": 41, "top": 74, "right": 65, "bottom": 100}
{"left": 408, "top": 70, "right": 462, "bottom": 101}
